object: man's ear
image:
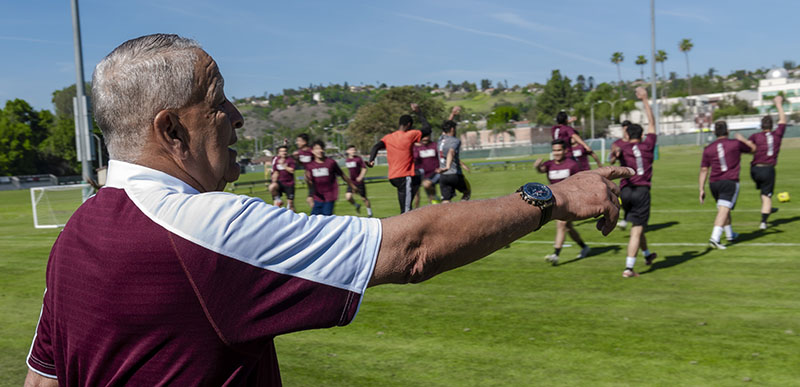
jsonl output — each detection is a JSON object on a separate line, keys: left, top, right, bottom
{"left": 153, "top": 110, "right": 190, "bottom": 160}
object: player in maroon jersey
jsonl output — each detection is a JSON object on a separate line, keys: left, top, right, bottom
{"left": 344, "top": 145, "right": 373, "bottom": 217}
{"left": 293, "top": 133, "right": 315, "bottom": 209}
{"left": 268, "top": 145, "right": 297, "bottom": 211}
{"left": 617, "top": 88, "right": 658, "bottom": 277}
{"left": 305, "top": 141, "right": 358, "bottom": 216}
{"left": 413, "top": 134, "right": 441, "bottom": 207}
{"left": 534, "top": 139, "right": 590, "bottom": 265}
{"left": 748, "top": 95, "right": 787, "bottom": 229}
{"left": 570, "top": 137, "right": 603, "bottom": 171}
{"left": 699, "top": 121, "right": 756, "bottom": 249}
{"left": 552, "top": 112, "right": 593, "bottom": 154}
{"left": 609, "top": 121, "right": 631, "bottom": 229}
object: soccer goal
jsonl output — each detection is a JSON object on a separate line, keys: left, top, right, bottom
{"left": 30, "top": 184, "right": 93, "bottom": 229}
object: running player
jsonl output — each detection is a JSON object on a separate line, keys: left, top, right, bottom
{"left": 293, "top": 133, "right": 315, "bottom": 209}
{"left": 570, "top": 137, "right": 603, "bottom": 171}
{"left": 534, "top": 139, "right": 591, "bottom": 265}
{"left": 552, "top": 112, "right": 594, "bottom": 154}
{"left": 305, "top": 141, "right": 358, "bottom": 216}
{"left": 268, "top": 145, "right": 297, "bottom": 211}
{"left": 437, "top": 112, "right": 471, "bottom": 203}
{"left": 412, "top": 134, "right": 441, "bottom": 208}
{"left": 699, "top": 121, "right": 756, "bottom": 249}
{"left": 618, "top": 87, "right": 658, "bottom": 278}
{"left": 749, "top": 95, "right": 787, "bottom": 230}
{"left": 367, "top": 103, "right": 432, "bottom": 213}
{"left": 344, "top": 145, "right": 373, "bottom": 217}
{"left": 610, "top": 121, "right": 631, "bottom": 229}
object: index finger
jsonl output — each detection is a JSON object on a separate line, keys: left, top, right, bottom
{"left": 590, "top": 166, "right": 635, "bottom": 180}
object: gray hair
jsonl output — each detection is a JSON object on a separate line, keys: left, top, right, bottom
{"left": 92, "top": 34, "right": 201, "bottom": 162}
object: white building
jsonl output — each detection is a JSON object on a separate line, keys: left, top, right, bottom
{"left": 753, "top": 68, "right": 800, "bottom": 114}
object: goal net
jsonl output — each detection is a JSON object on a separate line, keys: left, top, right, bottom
{"left": 30, "top": 184, "right": 93, "bottom": 229}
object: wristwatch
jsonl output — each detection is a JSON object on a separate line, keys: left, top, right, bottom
{"left": 517, "top": 183, "right": 555, "bottom": 231}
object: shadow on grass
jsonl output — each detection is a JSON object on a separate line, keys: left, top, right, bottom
{"left": 646, "top": 221, "right": 680, "bottom": 232}
{"left": 556, "top": 245, "right": 621, "bottom": 266}
{"left": 726, "top": 215, "right": 798, "bottom": 243}
{"left": 639, "top": 247, "right": 712, "bottom": 275}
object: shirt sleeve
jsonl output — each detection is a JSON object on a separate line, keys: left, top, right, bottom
{"left": 332, "top": 161, "right": 344, "bottom": 177}
{"left": 27, "top": 286, "right": 57, "bottom": 379}
{"left": 738, "top": 140, "right": 752, "bottom": 153}
{"left": 146, "top": 191, "right": 383, "bottom": 348}
{"left": 409, "top": 130, "right": 423, "bottom": 143}
{"left": 645, "top": 133, "right": 657, "bottom": 148}
{"left": 700, "top": 148, "right": 710, "bottom": 168}
{"left": 776, "top": 123, "right": 786, "bottom": 138}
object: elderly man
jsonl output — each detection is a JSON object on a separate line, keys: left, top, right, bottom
{"left": 25, "top": 34, "right": 632, "bottom": 386}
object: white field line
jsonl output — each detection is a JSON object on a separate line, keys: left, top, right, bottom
{"left": 515, "top": 240, "right": 800, "bottom": 247}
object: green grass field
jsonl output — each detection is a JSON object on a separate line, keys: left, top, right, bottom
{"left": 441, "top": 92, "right": 531, "bottom": 114}
{"left": 2, "top": 140, "right": 799, "bottom": 386}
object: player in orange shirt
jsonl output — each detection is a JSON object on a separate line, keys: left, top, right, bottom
{"left": 367, "top": 103, "right": 432, "bottom": 213}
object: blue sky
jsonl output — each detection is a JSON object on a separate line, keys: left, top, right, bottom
{"left": 2, "top": 0, "right": 798, "bottom": 111}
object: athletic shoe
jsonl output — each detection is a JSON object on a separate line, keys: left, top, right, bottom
{"left": 617, "top": 219, "right": 628, "bottom": 230}
{"left": 727, "top": 232, "right": 739, "bottom": 242}
{"left": 622, "top": 269, "right": 639, "bottom": 278}
{"left": 644, "top": 252, "right": 658, "bottom": 265}
{"left": 759, "top": 222, "right": 768, "bottom": 230}
{"left": 544, "top": 254, "right": 559, "bottom": 266}
{"left": 354, "top": 203, "right": 361, "bottom": 214}
{"left": 709, "top": 239, "right": 727, "bottom": 250}
{"left": 577, "top": 245, "right": 591, "bottom": 259}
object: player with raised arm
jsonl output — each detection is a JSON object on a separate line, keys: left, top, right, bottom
{"left": 345, "top": 145, "right": 373, "bottom": 217}
{"left": 552, "top": 112, "right": 593, "bottom": 155}
{"left": 268, "top": 145, "right": 296, "bottom": 211}
{"left": 699, "top": 121, "right": 756, "bottom": 249}
{"left": 610, "top": 121, "right": 631, "bottom": 229}
{"left": 305, "top": 140, "right": 358, "bottom": 216}
{"left": 293, "top": 133, "right": 315, "bottom": 209}
{"left": 367, "top": 103, "right": 432, "bottom": 213}
{"left": 437, "top": 109, "right": 471, "bottom": 203}
{"left": 749, "top": 95, "right": 787, "bottom": 230}
{"left": 618, "top": 87, "right": 658, "bottom": 277}
{"left": 535, "top": 139, "right": 590, "bottom": 264}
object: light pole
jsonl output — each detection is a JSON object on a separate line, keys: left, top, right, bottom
{"left": 92, "top": 133, "right": 103, "bottom": 169}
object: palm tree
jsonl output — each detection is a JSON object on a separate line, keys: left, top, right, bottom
{"left": 655, "top": 50, "right": 668, "bottom": 97}
{"left": 679, "top": 38, "right": 693, "bottom": 95}
{"left": 611, "top": 52, "right": 624, "bottom": 98}
{"left": 635, "top": 55, "right": 648, "bottom": 82}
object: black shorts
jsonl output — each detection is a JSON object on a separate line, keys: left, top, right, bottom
{"left": 390, "top": 175, "right": 421, "bottom": 213}
{"left": 750, "top": 165, "right": 775, "bottom": 197}
{"left": 440, "top": 174, "right": 470, "bottom": 201}
{"left": 620, "top": 185, "right": 650, "bottom": 227}
{"left": 710, "top": 180, "right": 740, "bottom": 209}
{"left": 274, "top": 183, "right": 295, "bottom": 200}
{"left": 346, "top": 182, "right": 367, "bottom": 197}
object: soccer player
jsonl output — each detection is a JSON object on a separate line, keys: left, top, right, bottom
{"left": 570, "top": 137, "right": 603, "bottom": 171}
{"left": 268, "top": 145, "right": 296, "bottom": 211}
{"left": 367, "top": 103, "right": 432, "bottom": 213}
{"left": 437, "top": 113, "right": 472, "bottom": 203}
{"left": 534, "top": 139, "right": 591, "bottom": 264}
{"left": 618, "top": 87, "right": 658, "bottom": 278}
{"left": 345, "top": 145, "right": 373, "bottom": 217}
{"left": 749, "top": 95, "right": 787, "bottom": 230}
{"left": 305, "top": 140, "right": 358, "bottom": 216}
{"left": 699, "top": 121, "right": 756, "bottom": 249}
{"left": 413, "top": 134, "right": 441, "bottom": 208}
{"left": 552, "top": 111, "right": 594, "bottom": 154}
{"left": 293, "top": 133, "right": 315, "bottom": 208}
{"left": 610, "top": 121, "right": 631, "bottom": 229}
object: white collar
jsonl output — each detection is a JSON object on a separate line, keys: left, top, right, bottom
{"left": 104, "top": 160, "right": 200, "bottom": 194}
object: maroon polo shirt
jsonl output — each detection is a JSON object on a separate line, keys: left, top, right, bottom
{"left": 749, "top": 124, "right": 786, "bottom": 166}
{"left": 271, "top": 156, "right": 296, "bottom": 186}
{"left": 345, "top": 156, "right": 366, "bottom": 182}
{"left": 413, "top": 141, "right": 439, "bottom": 178}
{"left": 541, "top": 158, "right": 581, "bottom": 184}
{"left": 702, "top": 138, "right": 751, "bottom": 182}
{"left": 619, "top": 134, "right": 657, "bottom": 188}
{"left": 306, "top": 157, "right": 344, "bottom": 202}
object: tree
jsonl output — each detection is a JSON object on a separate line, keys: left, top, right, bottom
{"left": 635, "top": 55, "right": 648, "bottom": 81}
{"left": 610, "top": 52, "right": 624, "bottom": 97}
{"left": 480, "top": 79, "right": 492, "bottom": 90}
{"left": 345, "top": 87, "right": 446, "bottom": 150}
{"left": 52, "top": 83, "right": 92, "bottom": 118}
{"left": 712, "top": 96, "right": 758, "bottom": 120}
{"left": 679, "top": 38, "right": 693, "bottom": 95}
{"left": 783, "top": 60, "right": 796, "bottom": 70}
{"left": 0, "top": 99, "right": 52, "bottom": 175}
{"left": 576, "top": 75, "right": 587, "bottom": 91}
{"left": 487, "top": 105, "right": 520, "bottom": 129}
{"left": 535, "top": 70, "right": 578, "bottom": 125}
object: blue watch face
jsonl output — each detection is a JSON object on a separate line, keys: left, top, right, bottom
{"left": 523, "top": 183, "right": 552, "bottom": 201}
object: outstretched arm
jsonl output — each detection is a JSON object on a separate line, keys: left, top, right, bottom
{"left": 735, "top": 133, "right": 756, "bottom": 153}
{"left": 774, "top": 95, "right": 786, "bottom": 125}
{"left": 448, "top": 106, "right": 461, "bottom": 121}
{"left": 370, "top": 167, "right": 635, "bottom": 286}
{"left": 571, "top": 133, "right": 593, "bottom": 152}
{"left": 636, "top": 87, "right": 655, "bottom": 134}
{"left": 411, "top": 103, "right": 432, "bottom": 137}
{"left": 24, "top": 370, "right": 58, "bottom": 387}
{"left": 367, "top": 141, "right": 386, "bottom": 167}
{"left": 533, "top": 158, "right": 547, "bottom": 173}
{"left": 590, "top": 150, "right": 603, "bottom": 167}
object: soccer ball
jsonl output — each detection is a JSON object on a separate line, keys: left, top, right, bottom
{"left": 777, "top": 192, "right": 790, "bottom": 203}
